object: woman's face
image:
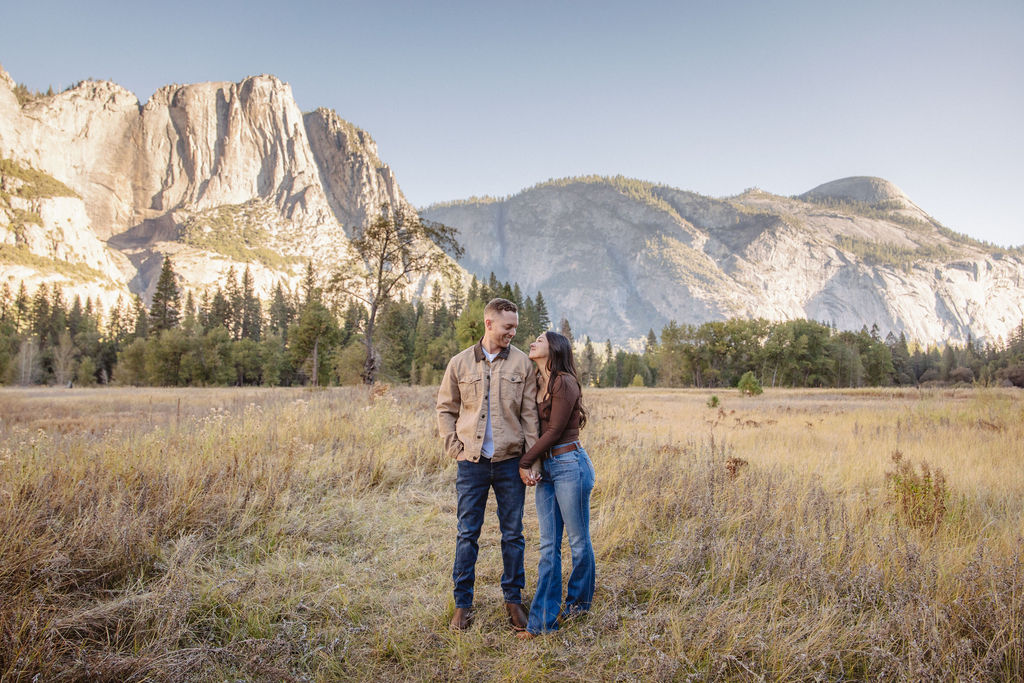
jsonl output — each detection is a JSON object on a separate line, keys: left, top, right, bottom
{"left": 528, "top": 334, "right": 549, "bottom": 363}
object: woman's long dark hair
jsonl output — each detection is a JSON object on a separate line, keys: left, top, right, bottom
{"left": 543, "top": 331, "right": 588, "bottom": 429}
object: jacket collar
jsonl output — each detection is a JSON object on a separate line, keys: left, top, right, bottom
{"left": 474, "top": 339, "right": 511, "bottom": 362}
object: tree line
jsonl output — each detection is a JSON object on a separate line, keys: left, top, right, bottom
{"left": 639, "top": 318, "right": 1024, "bottom": 389}
{"left": 3, "top": 259, "right": 1022, "bottom": 390}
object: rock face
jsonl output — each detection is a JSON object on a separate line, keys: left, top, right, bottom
{"left": 423, "top": 177, "right": 1024, "bottom": 345}
{"left": 0, "top": 66, "right": 418, "bottom": 308}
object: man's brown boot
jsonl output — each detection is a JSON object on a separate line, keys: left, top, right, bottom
{"left": 505, "top": 602, "right": 528, "bottom": 631}
{"left": 450, "top": 607, "right": 473, "bottom": 631}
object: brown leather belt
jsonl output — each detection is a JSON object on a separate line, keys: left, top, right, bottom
{"left": 549, "top": 441, "right": 580, "bottom": 458}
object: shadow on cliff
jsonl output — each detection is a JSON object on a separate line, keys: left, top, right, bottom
{"left": 804, "top": 268, "right": 896, "bottom": 332}
{"left": 107, "top": 215, "right": 181, "bottom": 297}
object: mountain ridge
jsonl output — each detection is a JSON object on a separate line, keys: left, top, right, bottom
{"left": 422, "top": 175, "right": 1024, "bottom": 345}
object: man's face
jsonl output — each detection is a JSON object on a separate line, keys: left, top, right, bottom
{"left": 485, "top": 310, "right": 518, "bottom": 348}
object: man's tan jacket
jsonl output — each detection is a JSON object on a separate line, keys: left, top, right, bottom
{"left": 437, "top": 341, "right": 539, "bottom": 463}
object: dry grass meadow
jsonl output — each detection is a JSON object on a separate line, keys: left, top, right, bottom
{"left": 0, "top": 385, "right": 1021, "bottom": 681}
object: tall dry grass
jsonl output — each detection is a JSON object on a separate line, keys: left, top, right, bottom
{"left": 0, "top": 386, "right": 1021, "bottom": 680}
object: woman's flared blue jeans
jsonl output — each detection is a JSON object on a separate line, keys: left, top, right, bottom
{"left": 526, "top": 445, "right": 596, "bottom": 634}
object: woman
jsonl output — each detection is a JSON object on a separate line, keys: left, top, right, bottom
{"left": 517, "top": 331, "right": 596, "bottom": 638}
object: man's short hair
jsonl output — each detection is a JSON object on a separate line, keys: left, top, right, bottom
{"left": 484, "top": 298, "right": 518, "bottom": 317}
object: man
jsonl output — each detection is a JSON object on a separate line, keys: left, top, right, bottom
{"left": 437, "top": 297, "right": 539, "bottom": 631}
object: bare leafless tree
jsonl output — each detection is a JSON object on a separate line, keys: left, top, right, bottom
{"left": 53, "top": 331, "right": 76, "bottom": 386}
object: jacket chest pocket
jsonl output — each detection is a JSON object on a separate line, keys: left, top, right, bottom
{"left": 500, "top": 373, "right": 524, "bottom": 406}
{"left": 458, "top": 377, "right": 482, "bottom": 404}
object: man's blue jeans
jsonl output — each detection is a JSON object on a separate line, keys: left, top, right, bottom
{"left": 453, "top": 457, "right": 526, "bottom": 608}
{"left": 526, "top": 445, "right": 596, "bottom": 634}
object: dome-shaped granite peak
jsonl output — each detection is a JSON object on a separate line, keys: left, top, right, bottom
{"left": 800, "top": 176, "right": 911, "bottom": 206}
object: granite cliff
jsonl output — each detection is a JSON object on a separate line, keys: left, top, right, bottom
{"left": 422, "top": 177, "right": 1024, "bottom": 345}
{"left": 0, "top": 65, "right": 415, "bottom": 310}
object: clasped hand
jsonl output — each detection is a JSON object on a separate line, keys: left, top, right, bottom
{"left": 519, "top": 466, "right": 541, "bottom": 486}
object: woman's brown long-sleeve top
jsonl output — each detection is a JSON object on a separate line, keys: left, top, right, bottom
{"left": 519, "top": 373, "right": 582, "bottom": 470}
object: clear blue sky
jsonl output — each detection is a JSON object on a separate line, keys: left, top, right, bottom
{"left": 2, "top": 0, "right": 1021, "bottom": 246}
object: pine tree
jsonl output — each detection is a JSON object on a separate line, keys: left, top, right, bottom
{"left": 240, "top": 266, "right": 262, "bottom": 341}
{"left": 890, "top": 332, "right": 912, "bottom": 384}
{"left": 223, "top": 266, "right": 242, "bottom": 339}
{"left": 600, "top": 339, "right": 615, "bottom": 387}
{"left": 939, "top": 344, "right": 956, "bottom": 381}
{"left": 30, "top": 283, "right": 50, "bottom": 340}
{"left": 149, "top": 256, "right": 181, "bottom": 335}
{"left": 48, "top": 288, "right": 67, "bottom": 345}
{"left": 183, "top": 291, "right": 198, "bottom": 331}
{"left": 107, "top": 295, "right": 126, "bottom": 343}
{"left": 535, "top": 291, "right": 551, "bottom": 331}
{"left": 132, "top": 296, "right": 149, "bottom": 339}
{"left": 0, "top": 282, "right": 11, "bottom": 323}
{"left": 498, "top": 280, "right": 514, "bottom": 300}
{"left": 558, "top": 316, "right": 574, "bottom": 344}
{"left": 67, "top": 296, "right": 84, "bottom": 337}
{"left": 208, "top": 286, "right": 232, "bottom": 331}
{"left": 268, "top": 282, "right": 294, "bottom": 339}
{"left": 411, "top": 308, "right": 435, "bottom": 384}
{"left": 424, "top": 284, "right": 439, "bottom": 314}
{"left": 377, "top": 299, "right": 417, "bottom": 383}
{"left": 449, "top": 281, "right": 466, "bottom": 318}
{"left": 196, "top": 291, "right": 210, "bottom": 330}
{"left": 514, "top": 296, "right": 538, "bottom": 352}
{"left": 289, "top": 301, "right": 338, "bottom": 387}
{"left": 301, "top": 261, "right": 319, "bottom": 307}
{"left": 14, "top": 282, "right": 30, "bottom": 333}
{"left": 645, "top": 329, "right": 658, "bottom": 356}
{"left": 1012, "top": 320, "right": 1024, "bottom": 355}
{"left": 581, "top": 336, "right": 596, "bottom": 386}
{"left": 486, "top": 272, "right": 500, "bottom": 300}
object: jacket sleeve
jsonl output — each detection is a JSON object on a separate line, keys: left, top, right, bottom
{"left": 520, "top": 361, "right": 540, "bottom": 454}
{"left": 436, "top": 357, "right": 463, "bottom": 458}
{"left": 519, "top": 374, "right": 578, "bottom": 470}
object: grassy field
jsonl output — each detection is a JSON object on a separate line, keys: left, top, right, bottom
{"left": 0, "top": 385, "right": 1021, "bottom": 681}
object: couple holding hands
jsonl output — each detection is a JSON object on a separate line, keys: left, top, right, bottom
{"left": 436, "top": 298, "right": 596, "bottom": 638}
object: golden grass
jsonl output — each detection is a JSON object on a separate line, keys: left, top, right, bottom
{"left": 0, "top": 386, "right": 1021, "bottom": 680}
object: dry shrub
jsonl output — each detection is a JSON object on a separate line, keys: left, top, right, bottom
{"left": 885, "top": 450, "right": 949, "bottom": 531}
{"left": 725, "top": 456, "right": 748, "bottom": 479}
